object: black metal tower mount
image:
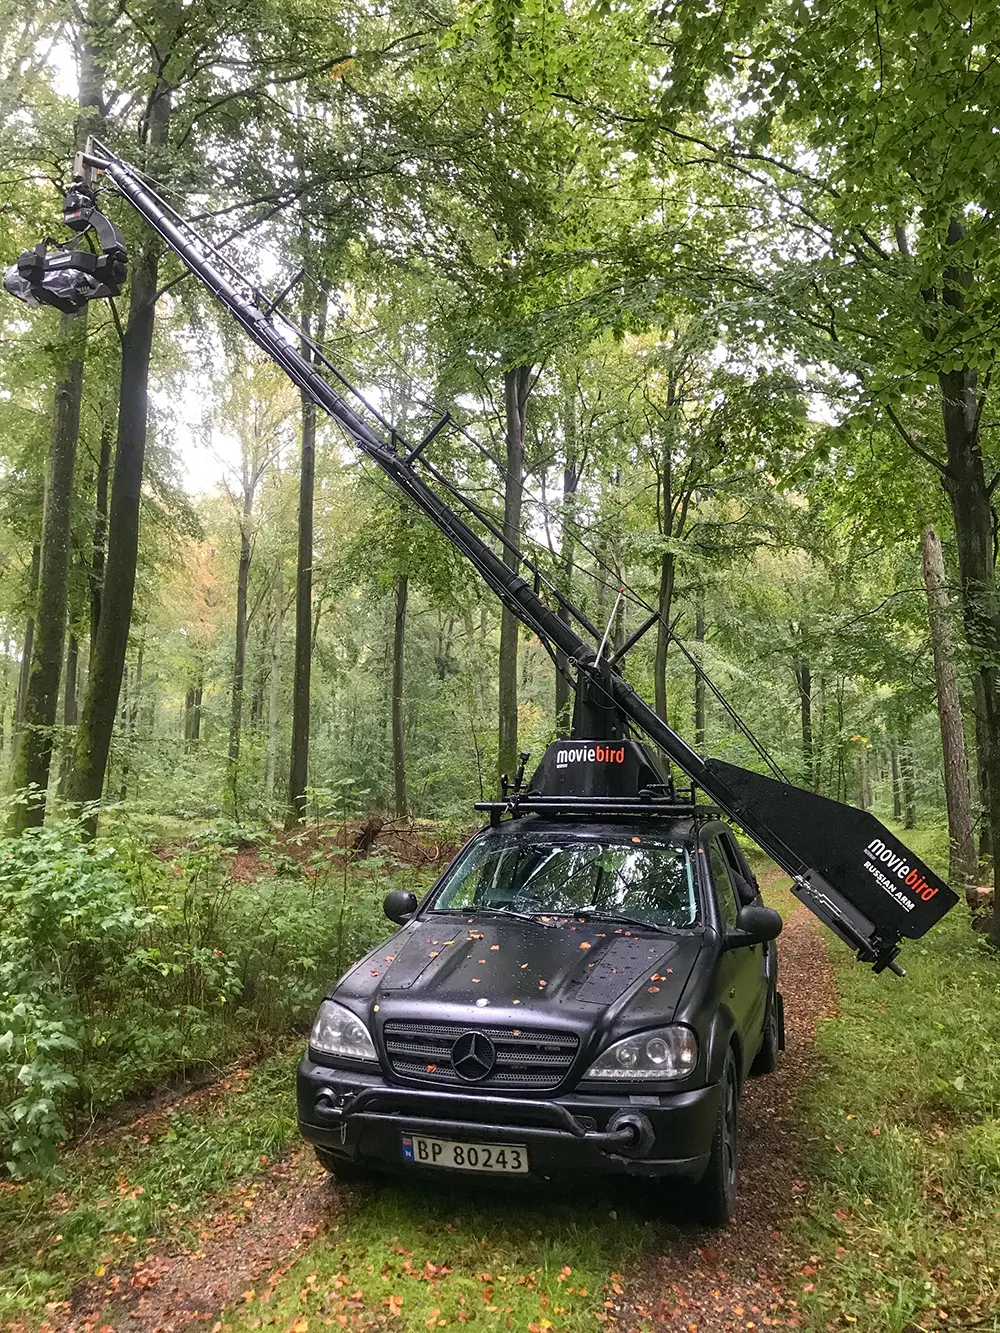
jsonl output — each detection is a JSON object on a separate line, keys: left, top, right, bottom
{"left": 2, "top": 139, "right": 960, "bottom": 976}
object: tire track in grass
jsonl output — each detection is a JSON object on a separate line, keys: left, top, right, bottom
{"left": 614, "top": 897, "right": 837, "bottom": 1332}
{"left": 60, "top": 1149, "right": 335, "bottom": 1331}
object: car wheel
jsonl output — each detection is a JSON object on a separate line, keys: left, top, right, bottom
{"left": 750, "top": 986, "right": 782, "bottom": 1076}
{"left": 315, "top": 1147, "right": 369, "bottom": 1183}
{"left": 688, "top": 1048, "right": 739, "bottom": 1226}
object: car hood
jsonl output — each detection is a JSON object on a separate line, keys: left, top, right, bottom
{"left": 335, "top": 913, "right": 704, "bottom": 1029}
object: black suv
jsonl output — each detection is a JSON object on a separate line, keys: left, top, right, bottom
{"left": 298, "top": 802, "right": 783, "bottom": 1225}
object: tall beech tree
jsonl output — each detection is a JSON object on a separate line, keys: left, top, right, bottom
{"left": 286, "top": 290, "right": 327, "bottom": 829}
{"left": 921, "top": 524, "right": 977, "bottom": 898}
{"left": 497, "top": 364, "right": 530, "bottom": 786}
{"left": 220, "top": 360, "right": 292, "bottom": 813}
{"left": 9, "top": 316, "right": 85, "bottom": 829}
{"left": 66, "top": 69, "right": 172, "bottom": 818}
{"left": 8, "top": 25, "right": 103, "bottom": 832}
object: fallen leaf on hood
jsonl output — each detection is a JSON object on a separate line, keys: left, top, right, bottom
{"left": 579, "top": 942, "right": 591, "bottom": 950}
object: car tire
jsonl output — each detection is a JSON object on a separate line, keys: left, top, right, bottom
{"left": 315, "top": 1147, "right": 369, "bottom": 1183}
{"left": 687, "top": 1048, "right": 739, "bottom": 1227}
{"left": 750, "top": 986, "right": 782, "bottom": 1076}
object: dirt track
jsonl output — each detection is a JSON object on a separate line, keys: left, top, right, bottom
{"left": 57, "top": 902, "right": 835, "bottom": 1333}
{"left": 613, "top": 904, "right": 837, "bottom": 1331}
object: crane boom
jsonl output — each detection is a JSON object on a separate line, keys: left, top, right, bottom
{"left": 3, "top": 138, "right": 960, "bottom": 975}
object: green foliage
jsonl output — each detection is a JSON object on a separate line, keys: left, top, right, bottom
{"left": 798, "top": 893, "right": 1000, "bottom": 1328}
{"left": 0, "top": 812, "right": 423, "bottom": 1177}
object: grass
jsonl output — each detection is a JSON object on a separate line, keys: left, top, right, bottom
{"left": 227, "top": 1179, "right": 649, "bottom": 1332}
{"left": 794, "top": 821, "right": 1000, "bottom": 1331}
{"left": 0, "top": 1047, "right": 303, "bottom": 1317}
{"left": 0, "top": 1041, "right": 657, "bottom": 1328}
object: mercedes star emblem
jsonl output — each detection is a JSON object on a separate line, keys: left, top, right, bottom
{"left": 451, "top": 1030, "right": 496, "bottom": 1081}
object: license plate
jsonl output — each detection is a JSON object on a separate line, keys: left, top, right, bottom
{"left": 401, "top": 1133, "right": 528, "bottom": 1173}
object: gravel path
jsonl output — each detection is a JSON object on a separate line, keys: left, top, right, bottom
{"left": 612, "top": 901, "right": 837, "bottom": 1331}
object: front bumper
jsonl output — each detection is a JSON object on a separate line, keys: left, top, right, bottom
{"left": 298, "top": 1057, "right": 719, "bottom": 1181}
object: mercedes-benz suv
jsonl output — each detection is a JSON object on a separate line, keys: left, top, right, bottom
{"left": 298, "top": 810, "right": 783, "bottom": 1225}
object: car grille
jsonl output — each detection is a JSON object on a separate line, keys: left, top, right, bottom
{"left": 382, "top": 1021, "right": 579, "bottom": 1090}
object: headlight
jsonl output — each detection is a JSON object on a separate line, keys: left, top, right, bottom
{"left": 309, "top": 1000, "right": 377, "bottom": 1062}
{"left": 584, "top": 1025, "right": 698, "bottom": 1081}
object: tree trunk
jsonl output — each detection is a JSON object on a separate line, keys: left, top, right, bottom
{"left": 0, "top": 639, "right": 8, "bottom": 757}
{"left": 498, "top": 365, "right": 529, "bottom": 786}
{"left": 391, "top": 572, "right": 408, "bottom": 817}
{"left": 974, "top": 701, "right": 992, "bottom": 861}
{"left": 9, "top": 310, "right": 87, "bottom": 831}
{"left": 265, "top": 570, "right": 283, "bottom": 804}
{"left": 554, "top": 376, "right": 578, "bottom": 731}
{"left": 67, "top": 80, "right": 172, "bottom": 825}
{"left": 653, "top": 551, "right": 675, "bottom": 723}
{"left": 694, "top": 586, "right": 706, "bottom": 748}
{"left": 907, "top": 218, "right": 1000, "bottom": 940}
{"left": 58, "top": 632, "right": 79, "bottom": 794}
{"left": 13, "top": 9, "right": 108, "bottom": 826}
{"left": 900, "top": 738, "right": 917, "bottom": 829}
{"left": 14, "top": 545, "right": 40, "bottom": 735}
{"left": 89, "top": 413, "right": 113, "bottom": 645}
{"left": 920, "top": 523, "right": 977, "bottom": 896}
{"left": 938, "top": 372, "right": 1000, "bottom": 938}
{"left": 795, "top": 660, "right": 813, "bottom": 790}
{"left": 890, "top": 741, "right": 902, "bottom": 821}
{"left": 118, "top": 640, "right": 142, "bottom": 801}
{"left": 286, "top": 291, "right": 327, "bottom": 828}
{"left": 227, "top": 488, "right": 253, "bottom": 812}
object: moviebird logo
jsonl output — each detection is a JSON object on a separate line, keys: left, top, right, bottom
{"left": 555, "top": 744, "right": 626, "bottom": 769}
{"left": 865, "top": 837, "right": 939, "bottom": 902}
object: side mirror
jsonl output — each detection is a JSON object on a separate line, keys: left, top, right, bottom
{"left": 725, "top": 903, "right": 783, "bottom": 949}
{"left": 384, "top": 889, "right": 418, "bottom": 925}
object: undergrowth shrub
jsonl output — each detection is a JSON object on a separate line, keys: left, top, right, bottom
{"left": 0, "top": 814, "right": 420, "bottom": 1177}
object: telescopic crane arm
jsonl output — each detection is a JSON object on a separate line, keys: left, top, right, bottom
{"left": 3, "top": 139, "right": 959, "bottom": 976}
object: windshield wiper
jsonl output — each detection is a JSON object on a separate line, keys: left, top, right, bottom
{"left": 565, "top": 907, "right": 672, "bottom": 933}
{"left": 433, "top": 907, "right": 556, "bottom": 927}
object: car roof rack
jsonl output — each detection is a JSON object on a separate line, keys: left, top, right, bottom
{"left": 474, "top": 787, "right": 724, "bottom": 827}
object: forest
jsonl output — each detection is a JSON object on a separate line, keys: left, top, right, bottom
{"left": 2, "top": 1, "right": 1000, "bottom": 1330}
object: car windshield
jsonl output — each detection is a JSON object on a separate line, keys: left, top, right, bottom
{"left": 431, "top": 835, "right": 698, "bottom": 930}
